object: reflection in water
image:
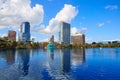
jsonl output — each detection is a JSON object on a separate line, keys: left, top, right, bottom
{"left": 48, "top": 48, "right": 54, "bottom": 60}
{"left": 72, "top": 48, "right": 85, "bottom": 65}
{"left": 6, "top": 49, "right": 15, "bottom": 65}
{"left": 60, "top": 49, "right": 71, "bottom": 73}
{"left": 0, "top": 49, "right": 15, "bottom": 65}
{"left": 1, "top": 48, "right": 120, "bottom": 80}
{"left": 17, "top": 49, "right": 30, "bottom": 76}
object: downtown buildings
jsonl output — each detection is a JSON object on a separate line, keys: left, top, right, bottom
{"left": 59, "top": 22, "right": 70, "bottom": 44}
{"left": 59, "top": 21, "right": 85, "bottom": 45}
{"left": 19, "top": 22, "right": 31, "bottom": 43}
{"left": 71, "top": 33, "right": 85, "bottom": 45}
{"left": 8, "top": 30, "right": 16, "bottom": 41}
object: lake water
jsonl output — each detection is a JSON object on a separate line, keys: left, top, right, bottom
{"left": 0, "top": 48, "right": 120, "bottom": 80}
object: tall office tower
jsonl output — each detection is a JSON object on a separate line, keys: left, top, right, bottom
{"left": 71, "top": 33, "right": 85, "bottom": 44}
{"left": 8, "top": 30, "right": 16, "bottom": 41}
{"left": 19, "top": 22, "right": 30, "bottom": 43}
{"left": 59, "top": 22, "right": 70, "bottom": 44}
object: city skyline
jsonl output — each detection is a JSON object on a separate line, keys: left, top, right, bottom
{"left": 0, "top": 0, "right": 120, "bottom": 43}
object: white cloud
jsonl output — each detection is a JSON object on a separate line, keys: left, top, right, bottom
{"left": 105, "top": 5, "right": 118, "bottom": 10}
{"left": 0, "top": 33, "right": 7, "bottom": 38}
{"left": 33, "top": 4, "right": 78, "bottom": 34}
{"left": 0, "top": 1, "right": 78, "bottom": 42}
{"left": 97, "top": 23, "right": 104, "bottom": 27}
{"left": 46, "top": 4, "right": 78, "bottom": 33}
{"left": 0, "top": 0, "right": 44, "bottom": 29}
{"left": 71, "top": 27, "right": 79, "bottom": 34}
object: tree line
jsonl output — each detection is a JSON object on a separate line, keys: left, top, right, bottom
{"left": 0, "top": 37, "right": 120, "bottom": 49}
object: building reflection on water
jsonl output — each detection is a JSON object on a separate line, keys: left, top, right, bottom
{"left": 48, "top": 48, "right": 71, "bottom": 73}
{"left": 60, "top": 49, "right": 71, "bottom": 73}
{"left": 72, "top": 48, "right": 85, "bottom": 65}
{"left": 6, "top": 49, "right": 16, "bottom": 65}
{"left": 17, "top": 49, "right": 30, "bottom": 76}
{"left": 0, "top": 49, "right": 15, "bottom": 65}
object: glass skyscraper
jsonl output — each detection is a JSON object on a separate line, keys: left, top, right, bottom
{"left": 59, "top": 22, "right": 70, "bottom": 44}
{"left": 19, "top": 22, "right": 30, "bottom": 43}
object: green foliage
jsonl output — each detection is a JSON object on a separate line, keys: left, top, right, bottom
{"left": 0, "top": 36, "right": 120, "bottom": 49}
{"left": 0, "top": 37, "right": 17, "bottom": 49}
{"left": 0, "top": 37, "right": 40, "bottom": 49}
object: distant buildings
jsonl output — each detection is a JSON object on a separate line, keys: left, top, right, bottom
{"left": 49, "top": 35, "right": 54, "bottom": 43}
{"left": 59, "top": 22, "right": 70, "bottom": 44}
{"left": 19, "top": 22, "right": 31, "bottom": 43}
{"left": 71, "top": 33, "right": 85, "bottom": 44}
{"left": 8, "top": 30, "right": 16, "bottom": 41}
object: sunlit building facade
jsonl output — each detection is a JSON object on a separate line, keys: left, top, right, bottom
{"left": 59, "top": 22, "right": 70, "bottom": 44}
{"left": 8, "top": 30, "right": 16, "bottom": 41}
{"left": 71, "top": 33, "right": 85, "bottom": 44}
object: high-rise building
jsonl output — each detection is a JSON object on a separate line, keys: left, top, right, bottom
{"left": 8, "top": 30, "right": 16, "bottom": 41}
{"left": 49, "top": 35, "right": 54, "bottom": 43}
{"left": 19, "top": 22, "right": 30, "bottom": 43}
{"left": 71, "top": 33, "right": 85, "bottom": 44}
{"left": 59, "top": 22, "right": 70, "bottom": 44}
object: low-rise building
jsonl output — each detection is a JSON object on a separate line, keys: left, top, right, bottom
{"left": 71, "top": 33, "right": 85, "bottom": 44}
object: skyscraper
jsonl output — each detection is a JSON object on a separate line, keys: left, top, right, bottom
{"left": 8, "top": 30, "right": 16, "bottom": 41}
{"left": 59, "top": 22, "right": 70, "bottom": 44}
{"left": 19, "top": 22, "right": 30, "bottom": 43}
{"left": 71, "top": 33, "right": 85, "bottom": 44}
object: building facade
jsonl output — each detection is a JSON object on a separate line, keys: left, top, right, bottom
{"left": 59, "top": 22, "right": 70, "bottom": 44}
{"left": 49, "top": 35, "right": 54, "bottom": 43}
{"left": 71, "top": 33, "right": 85, "bottom": 44}
{"left": 8, "top": 30, "right": 16, "bottom": 41}
{"left": 19, "top": 22, "right": 30, "bottom": 43}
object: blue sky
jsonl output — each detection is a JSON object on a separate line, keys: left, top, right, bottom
{"left": 0, "top": 0, "right": 120, "bottom": 43}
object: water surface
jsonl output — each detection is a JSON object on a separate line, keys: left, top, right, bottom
{"left": 0, "top": 48, "right": 120, "bottom": 80}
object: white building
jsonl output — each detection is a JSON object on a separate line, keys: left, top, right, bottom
{"left": 59, "top": 22, "right": 70, "bottom": 44}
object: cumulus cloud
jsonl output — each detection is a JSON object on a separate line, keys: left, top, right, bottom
{"left": 0, "top": 0, "right": 44, "bottom": 29}
{"left": 97, "top": 23, "right": 104, "bottom": 27}
{"left": 33, "top": 4, "right": 78, "bottom": 34}
{"left": 105, "top": 5, "right": 118, "bottom": 10}
{"left": 71, "top": 27, "right": 79, "bottom": 34}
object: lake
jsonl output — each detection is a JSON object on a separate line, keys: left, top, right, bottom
{"left": 0, "top": 48, "right": 120, "bottom": 80}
